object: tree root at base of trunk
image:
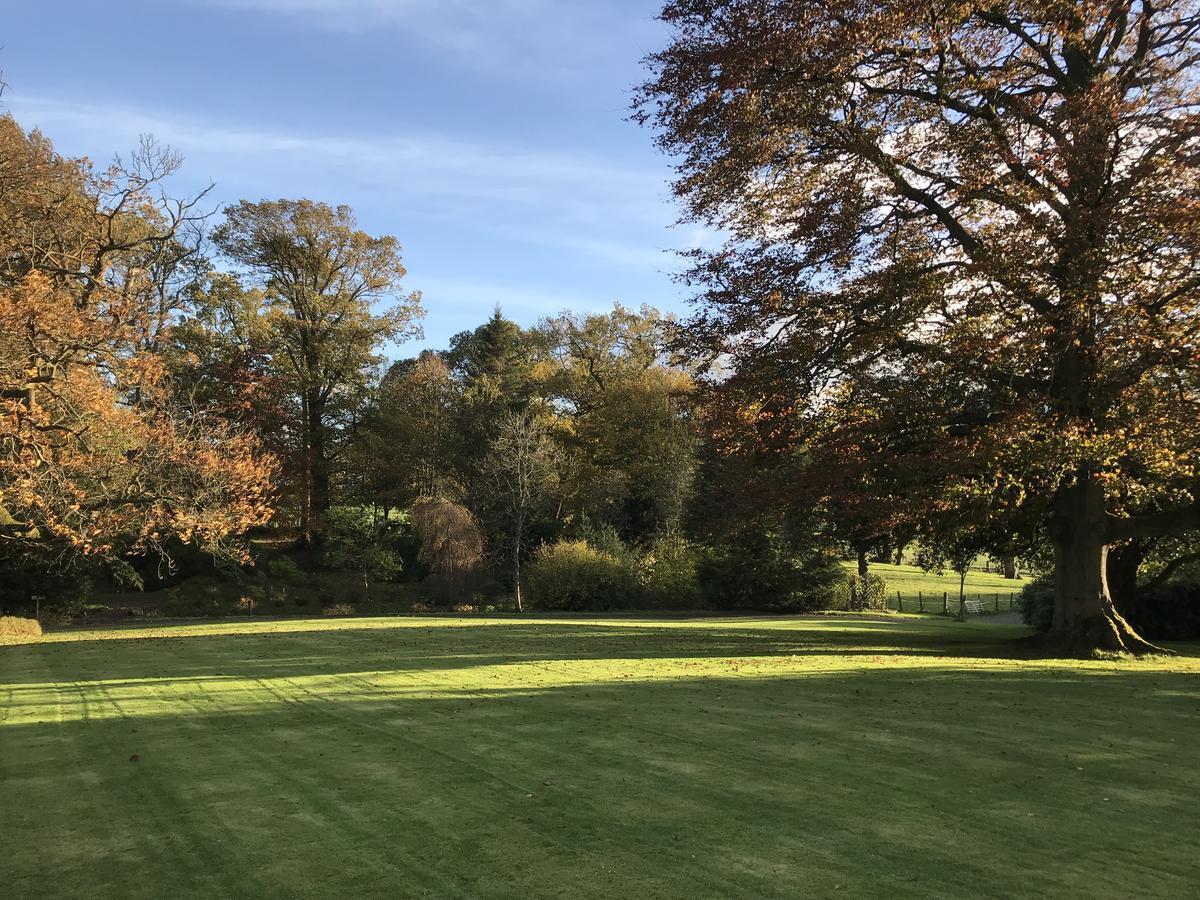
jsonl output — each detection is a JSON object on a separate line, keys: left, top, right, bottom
{"left": 1021, "top": 608, "right": 1174, "bottom": 658}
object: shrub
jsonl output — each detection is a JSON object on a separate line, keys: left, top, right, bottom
{"left": 577, "top": 521, "right": 641, "bottom": 572}
{"left": 1125, "top": 579, "right": 1200, "bottom": 641}
{"left": 39, "top": 595, "right": 89, "bottom": 627}
{"left": 639, "top": 535, "right": 701, "bottom": 609}
{"left": 1019, "top": 575, "right": 1056, "bottom": 632}
{"left": 267, "top": 556, "right": 306, "bottom": 584}
{"left": 322, "top": 603, "right": 356, "bottom": 616}
{"left": 419, "top": 572, "right": 488, "bottom": 606}
{"left": 320, "top": 507, "right": 404, "bottom": 582}
{"left": 698, "top": 527, "right": 844, "bottom": 613}
{"left": 525, "top": 540, "right": 638, "bottom": 611}
{"left": 0, "top": 616, "right": 42, "bottom": 639}
{"left": 1020, "top": 574, "right": 1200, "bottom": 640}
{"left": 832, "top": 573, "right": 890, "bottom": 612}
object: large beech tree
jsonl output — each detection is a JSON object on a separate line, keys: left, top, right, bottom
{"left": 638, "top": 0, "right": 1200, "bottom": 652}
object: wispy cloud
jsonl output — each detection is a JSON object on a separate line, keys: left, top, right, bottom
{"left": 5, "top": 92, "right": 675, "bottom": 262}
{"left": 196, "top": 0, "right": 660, "bottom": 75}
{"left": 416, "top": 275, "right": 601, "bottom": 320}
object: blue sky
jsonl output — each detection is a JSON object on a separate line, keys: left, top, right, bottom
{"left": 3, "top": 0, "right": 704, "bottom": 352}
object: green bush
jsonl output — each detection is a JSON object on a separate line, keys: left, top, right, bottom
{"left": 639, "top": 535, "right": 701, "bottom": 609}
{"left": 0, "top": 615, "right": 42, "bottom": 639}
{"left": 577, "top": 521, "right": 641, "bottom": 572}
{"left": 698, "top": 528, "right": 844, "bottom": 613}
{"left": 525, "top": 540, "right": 638, "bottom": 611}
{"left": 1019, "top": 575, "right": 1055, "bottom": 631}
{"left": 831, "top": 573, "right": 890, "bottom": 612}
{"left": 1125, "top": 579, "right": 1200, "bottom": 641}
{"left": 267, "top": 556, "right": 306, "bottom": 584}
{"left": 319, "top": 507, "right": 404, "bottom": 581}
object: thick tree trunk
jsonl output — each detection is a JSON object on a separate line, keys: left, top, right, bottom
{"left": 856, "top": 547, "right": 869, "bottom": 577}
{"left": 1001, "top": 555, "right": 1018, "bottom": 580}
{"left": 1049, "top": 473, "right": 1162, "bottom": 655}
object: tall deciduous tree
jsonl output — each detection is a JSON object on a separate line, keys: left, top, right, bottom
{"left": 537, "top": 305, "right": 698, "bottom": 540}
{"left": 0, "top": 274, "right": 275, "bottom": 566}
{"left": 352, "top": 351, "right": 463, "bottom": 510}
{"left": 213, "top": 200, "right": 423, "bottom": 547}
{"left": 638, "top": 0, "right": 1200, "bottom": 652}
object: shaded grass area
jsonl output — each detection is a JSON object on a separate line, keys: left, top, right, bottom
{"left": 2, "top": 616, "right": 1199, "bottom": 898}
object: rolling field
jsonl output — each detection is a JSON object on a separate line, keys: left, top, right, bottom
{"left": 855, "top": 563, "right": 1024, "bottom": 612}
{"left": 3, "top": 615, "right": 1199, "bottom": 898}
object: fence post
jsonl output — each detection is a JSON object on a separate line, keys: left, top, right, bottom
{"left": 1010, "top": 593, "right": 1015, "bottom": 610}
{"left": 943, "top": 591, "right": 948, "bottom": 614}
{"left": 897, "top": 589, "right": 902, "bottom": 612}
{"left": 919, "top": 590, "right": 924, "bottom": 612}
{"left": 994, "top": 593, "right": 999, "bottom": 612}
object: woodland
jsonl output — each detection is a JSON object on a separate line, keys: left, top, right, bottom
{"left": 4, "top": 0, "right": 1200, "bottom": 657}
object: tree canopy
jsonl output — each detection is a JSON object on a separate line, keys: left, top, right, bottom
{"left": 637, "top": 0, "right": 1200, "bottom": 652}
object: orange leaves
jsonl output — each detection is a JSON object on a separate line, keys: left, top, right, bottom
{"left": 0, "top": 273, "right": 276, "bottom": 565}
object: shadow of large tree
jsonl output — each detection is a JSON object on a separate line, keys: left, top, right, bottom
{"left": 2, "top": 618, "right": 1199, "bottom": 897}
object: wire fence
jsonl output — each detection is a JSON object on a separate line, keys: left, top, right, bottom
{"left": 890, "top": 590, "right": 1020, "bottom": 616}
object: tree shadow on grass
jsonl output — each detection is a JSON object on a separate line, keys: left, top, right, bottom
{"left": 2, "top": 662, "right": 1198, "bottom": 899}
{"left": 0, "top": 618, "right": 1049, "bottom": 684}
{"left": 4, "top": 617, "right": 1198, "bottom": 691}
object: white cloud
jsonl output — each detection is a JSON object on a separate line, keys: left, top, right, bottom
{"left": 9, "top": 93, "right": 653, "bottom": 193}
{"left": 196, "top": 0, "right": 659, "bottom": 75}
{"left": 416, "top": 275, "right": 594, "bottom": 320}
{"left": 4, "top": 92, "right": 673, "bottom": 257}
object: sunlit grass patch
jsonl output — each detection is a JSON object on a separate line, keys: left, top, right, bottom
{"left": 2, "top": 615, "right": 1198, "bottom": 898}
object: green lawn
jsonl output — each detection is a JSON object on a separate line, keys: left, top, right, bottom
{"left": 850, "top": 562, "right": 1024, "bottom": 612}
{"left": 3, "top": 615, "right": 1198, "bottom": 898}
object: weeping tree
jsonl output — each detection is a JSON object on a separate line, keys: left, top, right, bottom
{"left": 637, "top": 0, "right": 1200, "bottom": 653}
{"left": 409, "top": 497, "right": 486, "bottom": 599}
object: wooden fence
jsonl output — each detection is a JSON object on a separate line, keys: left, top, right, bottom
{"left": 891, "top": 591, "right": 1019, "bottom": 615}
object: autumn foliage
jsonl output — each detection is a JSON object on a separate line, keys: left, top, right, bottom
{"left": 0, "top": 272, "right": 274, "bottom": 564}
{"left": 0, "top": 115, "right": 275, "bottom": 573}
{"left": 639, "top": 0, "right": 1200, "bottom": 652}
